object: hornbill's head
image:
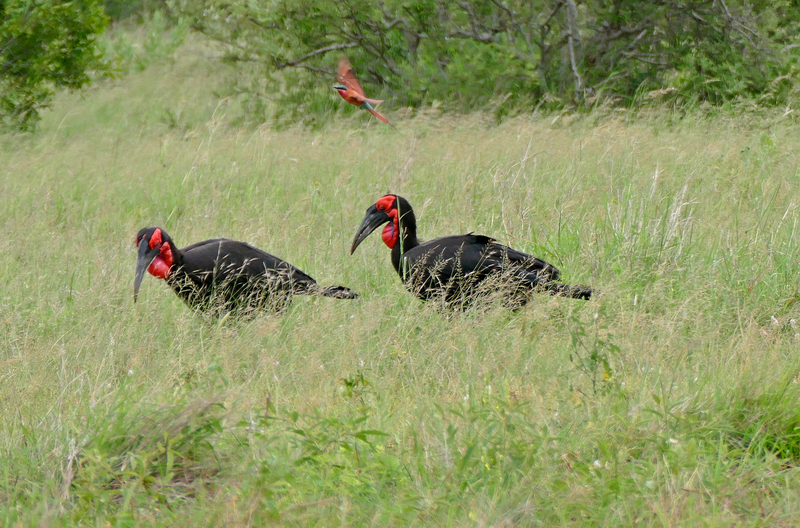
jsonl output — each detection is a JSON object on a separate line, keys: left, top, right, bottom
{"left": 351, "top": 194, "right": 414, "bottom": 254}
{"left": 134, "top": 227, "right": 176, "bottom": 302}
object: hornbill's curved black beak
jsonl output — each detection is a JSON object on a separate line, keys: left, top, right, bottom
{"left": 351, "top": 204, "right": 390, "bottom": 254}
{"left": 134, "top": 239, "right": 161, "bottom": 302}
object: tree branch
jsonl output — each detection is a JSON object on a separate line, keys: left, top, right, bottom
{"left": 275, "top": 42, "right": 358, "bottom": 69}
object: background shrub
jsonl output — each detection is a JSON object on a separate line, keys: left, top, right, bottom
{"left": 166, "top": 0, "right": 800, "bottom": 124}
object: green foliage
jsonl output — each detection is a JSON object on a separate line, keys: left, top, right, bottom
{"left": 167, "top": 0, "right": 800, "bottom": 125}
{"left": 243, "top": 378, "right": 555, "bottom": 524}
{"left": 98, "top": 10, "right": 189, "bottom": 75}
{"left": 0, "top": 0, "right": 109, "bottom": 130}
{"left": 104, "top": 0, "right": 168, "bottom": 21}
{"left": 70, "top": 388, "right": 228, "bottom": 513}
{"left": 725, "top": 385, "right": 800, "bottom": 461}
{"left": 240, "top": 377, "right": 800, "bottom": 524}
{"left": 569, "top": 308, "right": 621, "bottom": 395}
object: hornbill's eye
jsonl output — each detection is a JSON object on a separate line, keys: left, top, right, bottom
{"left": 377, "top": 205, "right": 385, "bottom": 211}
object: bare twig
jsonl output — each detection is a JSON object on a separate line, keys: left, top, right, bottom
{"left": 539, "top": 0, "right": 565, "bottom": 31}
{"left": 275, "top": 42, "right": 358, "bottom": 69}
{"left": 565, "top": 0, "right": 582, "bottom": 97}
{"left": 297, "top": 65, "right": 335, "bottom": 75}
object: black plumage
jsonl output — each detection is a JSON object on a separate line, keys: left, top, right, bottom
{"left": 134, "top": 227, "right": 357, "bottom": 316}
{"left": 350, "top": 195, "right": 592, "bottom": 308}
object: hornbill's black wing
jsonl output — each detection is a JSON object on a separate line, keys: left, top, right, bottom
{"left": 477, "top": 236, "right": 561, "bottom": 284}
{"left": 402, "top": 234, "right": 560, "bottom": 283}
{"left": 179, "top": 238, "right": 318, "bottom": 289}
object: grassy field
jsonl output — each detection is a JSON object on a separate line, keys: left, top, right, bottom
{"left": 3, "top": 33, "right": 800, "bottom": 526}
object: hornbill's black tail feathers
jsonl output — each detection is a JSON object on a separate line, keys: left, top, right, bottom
{"left": 313, "top": 285, "right": 359, "bottom": 300}
{"left": 543, "top": 283, "right": 593, "bottom": 300}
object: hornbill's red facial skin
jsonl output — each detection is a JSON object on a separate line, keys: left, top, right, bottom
{"left": 351, "top": 195, "right": 593, "bottom": 307}
{"left": 134, "top": 227, "right": 358, "bottom": 315}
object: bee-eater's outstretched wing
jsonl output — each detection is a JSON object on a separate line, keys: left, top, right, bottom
{"left": 338, "top": 57, "right": 366, "bottom": 98}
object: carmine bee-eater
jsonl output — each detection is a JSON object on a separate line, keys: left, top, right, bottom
{"left": 333, "top": 57, "right": 394, "bottom": 127}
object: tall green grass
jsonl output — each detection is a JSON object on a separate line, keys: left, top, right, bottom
{"left": 2, "top": 34, "right": 800, "bottom": 525}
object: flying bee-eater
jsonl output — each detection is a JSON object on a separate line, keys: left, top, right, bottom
{"left": 334, "top": 57, "right": 395, "bottom": 128}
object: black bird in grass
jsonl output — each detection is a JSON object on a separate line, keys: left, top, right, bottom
{"left": 134, "top": 227, "right": 357, "bottom": 316}
{"left": 350, "top": 195, "right": 592, "bottom": 308}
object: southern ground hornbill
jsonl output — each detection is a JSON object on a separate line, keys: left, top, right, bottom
{"left": 135, "top": 227, "right": 357, "bottom": 316}
{"left": 350, "top": 195, "right": 592, "bottom": 308}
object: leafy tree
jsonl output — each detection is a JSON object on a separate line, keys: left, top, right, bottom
{"left": 0, "top": 0, "right": 108, "bottom": 130}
